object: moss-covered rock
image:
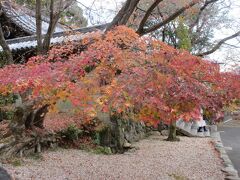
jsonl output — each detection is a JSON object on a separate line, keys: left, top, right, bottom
{"left": 96, "top": 112, "right": 148, "bottom": 153}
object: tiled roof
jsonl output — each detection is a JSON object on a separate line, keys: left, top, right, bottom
{"left": 0, "top": 1, "right": 108, "bottom": 52}
{"left": 0, "top": 24, "right": 108, "bottom": 52}
{"left": 0, "top": 1, "right": 65, "bottom": 35}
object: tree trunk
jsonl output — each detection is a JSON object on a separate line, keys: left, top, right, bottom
{"left": 0, "top": 23, "right": 13, "bottom": 65}
{"left": 42, "top": 17, "right": 59, "bottom": 54}
{"left": 36, "top": 0, "right": 43, "bottom": 55}
{"left": 106, "top": 0, "right": 140, "bottom": 30}
{"left": 36, "top": 0, "right": 71, "bottom": 55}
{"left": 42, "top": 0, "right": 61, "bottom": 54}
{"left": 166, "top": 120, "right": 180, "bottom": 141}
{"left": 108, "top": 0, "right": 201, "bottom": 37}
{"left": 0, "top": 101, "right": 54, "bottom": 159}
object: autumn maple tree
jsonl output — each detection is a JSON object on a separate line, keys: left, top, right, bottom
{"left": 0, "top": 26, "right": 239, "bottom": 154}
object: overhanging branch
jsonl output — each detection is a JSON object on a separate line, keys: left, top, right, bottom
{"left": 139, "top": 0, "right": 201, "bottom": 36}
{"left": 136, "top": 0, "right": 164, "bottom": 34}
{"left": 195, "top": 30, "right": 240, "bottom": 56}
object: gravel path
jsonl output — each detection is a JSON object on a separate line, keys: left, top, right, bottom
{"left": 0, "top": 167, "right": 11, "bottom": 180}
{"left": 3, "top": 135, "right": 224, "bottom": 180}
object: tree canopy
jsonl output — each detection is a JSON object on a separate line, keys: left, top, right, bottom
{"left": 0, "top": 26, "right": 239, "bottom": 128}
{"left": 0, "top": 1, "right": 239, "bottom": 146}
{"left": 104, "top": 0, "right": 240, "bottom": 60}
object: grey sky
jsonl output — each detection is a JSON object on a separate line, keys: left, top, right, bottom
{"left": 77, "top": 0, "right": 124, "bottom": 25}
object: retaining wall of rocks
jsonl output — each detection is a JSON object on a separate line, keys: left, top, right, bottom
{"left": 96, "top": 112, "right": 149, "bottom": 153}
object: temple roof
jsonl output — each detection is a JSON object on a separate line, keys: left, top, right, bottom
{"left": 0, "top": 1, "right": 65, "bottom": 35}
{"left": 0, "top": 24, "right": 108, "bottom": 52}
{"left": 0, "top": 1, "right": 108, "bottom": 52}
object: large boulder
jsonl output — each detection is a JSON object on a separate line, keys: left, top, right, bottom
{"left": 96, "top": 112, "right": 148, "bottom": 153}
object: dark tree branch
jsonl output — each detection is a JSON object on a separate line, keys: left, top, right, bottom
{"left": 40, "top": 0, "right": 74, "bottom": 54}
{"left": 42, "top": 0, "right": 58, "bottom": 54}
{"left": 107, "top": 0, "right": 140, "bottom": 30}
{"left": 189, "top": 0, "right": 220, "bottom": 31}
{"left": 139, "top": 0, "right": 201, "bottom": 36}
{"left": 223, "top": 43, "right": 240, "bottom": 49}
{"left": 195, "top": 30, "right": 240, "bottom": 56}
{"left": 0, "top": 23, "right": 13, "bottom": 64}
{"left": 36, "top": 0, "right": 42, "bottom": 55}
{"left": 136, "top": 0, "right": 164, "bottom": 34}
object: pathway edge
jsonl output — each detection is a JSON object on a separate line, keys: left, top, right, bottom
{"left": 211, "top": 125, "right": 240, "bottom": 180}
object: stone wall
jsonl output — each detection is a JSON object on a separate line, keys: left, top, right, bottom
{"left": 225, "top": 109, "right": 240, "bottom": 121}
{"left": 232, "top": 110, "right": 240, "bottom": 121}
{"left": 96, "top": 112, "right": 149, "bottom": 153}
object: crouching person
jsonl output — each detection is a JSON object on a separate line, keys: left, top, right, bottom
{"left": 197, "top": 119, "right": 208, "bottom": 132}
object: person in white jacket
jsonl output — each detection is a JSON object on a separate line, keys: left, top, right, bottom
{"left": 197, "top": 108, "right": 207, "bottom": 132}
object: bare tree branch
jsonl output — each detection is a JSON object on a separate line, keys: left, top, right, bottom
{"left": 189, "top": 0, "right": 220, "bottom": 31}
{"left": 136, "top": 0, "right": 164, "bottom": 34}
{"left": 195, "top": 30, "right": 240, "bottom": 56}
{"left": 139, "top": 0, "right": 202, "bottom": 35}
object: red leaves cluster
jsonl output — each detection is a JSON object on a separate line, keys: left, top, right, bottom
{"left": 0, "top": 26, "right": 239, "bottom": 128}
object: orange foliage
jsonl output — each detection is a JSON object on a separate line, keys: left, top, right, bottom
{"left": 0, "top": 26, "right": 239, "bottom": 128}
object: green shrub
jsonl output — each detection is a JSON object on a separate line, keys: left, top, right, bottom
{"left": 93, "top": 132, "right": 101, "bottom": 145}
{"left": 5, "top": 111, "right": 15, "bottom": 120}
{"left": 10, "top": 159, "right": 22, "bottom": 167}
{"left": 92, "top": 146, "right": 112, "bottom": 155}
{"left": 61, "top": 124, "right": 83, "bottom": 141}
{"left": 0, "top": 94, "right": 17, "bottom": 105}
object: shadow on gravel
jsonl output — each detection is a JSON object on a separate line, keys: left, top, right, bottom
{"left": 0, "top": 167, "right": 11, "bottom": 180}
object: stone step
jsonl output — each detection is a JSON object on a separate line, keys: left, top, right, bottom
{"left": 178, "top": 121, "right": 186, "bottom": 129}
{"left": 204, "top": 131, "right": 210, "bottom": 137}
{"left": 192, "top": 121, "right": 199, "bottom": 128}
{"left": 183, "top": 122, "right": 193, "bottom": 132}
{"left": 190, "top": 128, "right": 198, "bottom": 136}
{"left": 197, "top": 132, "right": 204, "bottom": 137}
{"left": 176, "top": 119, "right": 184, "bottom": 126}
{"left": 176, "top": 120, "right": 185, "bottom": 128}
{"left": 210, "top": 125, "right": 217, "bottom": 133}
{"left": 190, "top": 122, "right": 198, "bottom": 135}
{"left": 176, "top": 120, "right": 212, "bottom": 138}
